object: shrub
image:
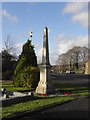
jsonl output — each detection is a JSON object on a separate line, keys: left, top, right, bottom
{"left": 14, "top": 66, "right": 39, "bottom": 89}
{"left": 14, "top": 39, "right": 39, "bottom": 89}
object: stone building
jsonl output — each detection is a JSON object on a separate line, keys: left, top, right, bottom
{"left": 85, "top": 59, "right": 90, "bottom": 74}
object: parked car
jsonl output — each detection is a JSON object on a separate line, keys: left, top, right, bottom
{"left": 59, "top": 71, "right": 63, "bottom": 74}
{"left": 70, "top": 70, "right": 75, "bottom": 74}
{"left": 66, "top": 71, "right": 70, "bottom": 74}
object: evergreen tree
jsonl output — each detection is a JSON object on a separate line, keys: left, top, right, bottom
{"left": 14, "top": 39, "right": 39, "bottom": 89}
{"left": 19, "top": 40, "right": 37, "bottom": 67}
{"left": 2, "top": 50, "right": 17, "bottom": 80}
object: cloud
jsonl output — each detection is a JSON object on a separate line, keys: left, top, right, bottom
{"left": 63, "top": 2, "right": 87, "bottom": 14}
{"left": 36, "top": 47, "right": 42, "bottom": 63}
{"left": 69, "top": 0, "right": 89, "bottom": 1}
{"left": 62, "top": 2, "right": 88, "bottom": 27}
{"left": 15, "top": 42, "right": 23, "bottom": 55}
{"left": 15, "top": 32, "right": 28, "bottom": 39}
{"left": 57, "top": 34, "right": 88, "bottom": 54}
{"left": 2, "top": 0, "right": 90, "bottom": 2}
{"left": 0, "top": 44, "right": 2, "bottom": 53}
{"left": 33, "top": 43, "right": 42, "bottom": 63}
{"left": 1, "top": 9, "right": 18, "bottom": 22}
{"left": 51, "top": 34, "right": 88, "bottom": 65}
{"left": 34, "top": 43, "right": 43, "bottom": 63}
{"left": 72, "top": 11, "right": 88, "bottom": 27}
{"left": 15, "top": 41, "right": 43, "bottom": 63}
{"left": 48, "top": 28, "right": 52, "bottom": 34}
{"left": 34, "top": 33, "right": 88, "bottom": 65}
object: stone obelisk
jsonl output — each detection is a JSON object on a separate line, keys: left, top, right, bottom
{"left": 35, "top": 26, "right": 54, "bottom": 94}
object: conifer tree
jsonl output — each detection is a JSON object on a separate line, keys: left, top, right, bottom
{"left": 14, "top": 39, "right": 39, "bottom": 89}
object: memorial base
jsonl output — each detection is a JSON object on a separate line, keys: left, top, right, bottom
{"left": 35, "top": 65, "right": 54, "bottom": 94}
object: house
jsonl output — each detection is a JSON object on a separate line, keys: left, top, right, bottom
{"left": 85, "top": 59, "right": 90, "bottom": 74}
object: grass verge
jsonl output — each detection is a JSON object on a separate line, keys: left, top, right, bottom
{"left": 2, "top": 96, "right": 74, "bottom": 118}
{"left": 2, "top": 90, "right": 88, "bottom": 119}
{"left": 2, "top": 81, "right": 89, "bottom": 119}
{"left": 1, "top": 81, "right": 32, "bottom": 92}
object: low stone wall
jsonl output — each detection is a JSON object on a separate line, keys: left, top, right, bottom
{"left": 51, "top": 74, "right": 90, "bottom": 86}
{"left": 51, "top": 74, "right": 89, "bottom": 80}
{"left": 2, "top": 95, "right": 32, "bottom": 107}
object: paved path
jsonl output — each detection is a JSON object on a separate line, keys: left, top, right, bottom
{"left": 19, "top": 97, "right": 89, "bottom": 120}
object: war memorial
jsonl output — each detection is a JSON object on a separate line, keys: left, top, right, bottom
{"left": 35, "top": 27, "right": 54, "bottom": 94}
{"left": 1, "top": 27, "right": 89, "bottom": 119}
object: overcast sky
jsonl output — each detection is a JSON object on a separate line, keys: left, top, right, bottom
{"left": 0, "top": 1, "right": 88, "bottom": 65}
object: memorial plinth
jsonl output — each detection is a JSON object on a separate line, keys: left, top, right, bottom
{"left": 35, "top": 27, "right": 54, "bottom": 94}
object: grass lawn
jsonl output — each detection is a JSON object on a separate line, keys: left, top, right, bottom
{"left": 1, "top": 81, "right": 33, "bottom": 92}
{"left": 2, "top": 90, "right": 88, "bottom": 118}
{"left": 53, "top": 82, "right": 89, "bottom": 96}
{"left": 2, "top": 81, "right": 89, "bottom": 119}
{"left": 53, "top": 82, "right": 89, "bottom": 91}
{"left": 2, "top": 96, "right": 74, "bottom": 118}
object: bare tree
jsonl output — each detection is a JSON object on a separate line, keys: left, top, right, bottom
{"left": 79, "top": 47, "right": 88, "bottom": 67}
{"left": 3, "top": 34, "right": 17, "bottom": 60}
{"left": 56, "top": 53, "right": 68, "bottom": 72}
{"left": 56, "top": 46, "right": 89, "bottom": 73}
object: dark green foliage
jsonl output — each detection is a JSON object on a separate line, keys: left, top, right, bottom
{"left": 14, "top": 40, "right": 39, "bottom": 89}
{"left": 2, "top": 50, "right": 17, "bottom": 80}
{"left": 19, "top": 40, "right": 37, "bottom": 68}
{"left": 14, "top": 66, "right": 39, "bottom": 89}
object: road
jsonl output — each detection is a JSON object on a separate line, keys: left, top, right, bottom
{"left": 18, "top": 97, "right": 89, "bottom": 120}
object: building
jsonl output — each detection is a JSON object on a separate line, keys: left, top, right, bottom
{"left": 85, "top": 59, "right": 90, "bottom": 74}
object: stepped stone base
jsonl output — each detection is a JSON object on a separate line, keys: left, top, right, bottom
{"left": 35, "top": 81, "right": 54, "bottom": 94}
{"left": 35, "top": 65, "right": 55, "bottom": 94}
